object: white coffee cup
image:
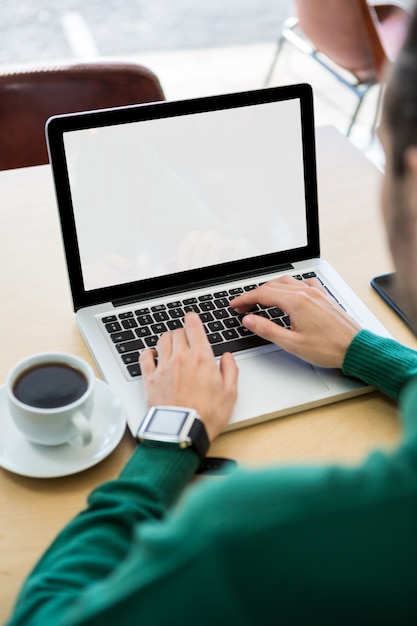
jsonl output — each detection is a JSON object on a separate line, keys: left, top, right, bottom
{"left": 6, "top": 352, "right": 95, "bottom": 448}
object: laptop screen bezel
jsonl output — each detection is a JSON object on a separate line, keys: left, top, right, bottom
{"left": 46, "top": 83, "right": 319, "bottom": 311}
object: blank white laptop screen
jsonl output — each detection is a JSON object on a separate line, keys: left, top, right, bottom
{"left": 63, "top": 98, "right": 307, "bottom": 292}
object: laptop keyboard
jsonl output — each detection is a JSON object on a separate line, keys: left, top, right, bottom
{"left": 100, "top": 272, "right": 335, "bottom": 379}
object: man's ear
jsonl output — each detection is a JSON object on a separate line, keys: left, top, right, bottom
{"left": 404, "top": 146, "right": 417, "bottom": 222}
{"left": 404, "top": 145, "right": 417, "bottom": 172}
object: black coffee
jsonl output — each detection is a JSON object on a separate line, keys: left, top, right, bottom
{"left": 13, "top": 362, "right": 88, "bottom": 409}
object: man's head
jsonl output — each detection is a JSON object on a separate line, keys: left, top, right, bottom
{"left": 381, "top": 3, "right": 417, "bottom": 324}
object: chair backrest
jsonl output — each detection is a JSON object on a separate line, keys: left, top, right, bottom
{"left": 295, "top": 0, "right": 388, "bottom": 82}
{"left": 0, "top": 62, "right": 165, "bottom": 170}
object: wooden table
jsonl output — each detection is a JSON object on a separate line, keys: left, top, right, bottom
{"left": 1, "top": 126, "right": 415, "bottom": 621}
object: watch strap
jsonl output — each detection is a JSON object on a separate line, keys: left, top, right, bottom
{"left": 189, "top": 418, "right": 210, "bottom": 461}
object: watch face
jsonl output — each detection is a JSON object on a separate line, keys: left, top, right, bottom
{"left": 138, "top": 406, "right": 208, "bottom": 460}
{"left": 147, "top": 408, "right": 189, "bottom": 436}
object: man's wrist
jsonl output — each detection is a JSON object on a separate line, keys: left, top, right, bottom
{"left": 120, "top": 445, "right": 200, "bottom": 508}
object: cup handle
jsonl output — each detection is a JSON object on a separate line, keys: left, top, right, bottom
{"left": 68, "top": 411, "right": 93, "bottom": 448}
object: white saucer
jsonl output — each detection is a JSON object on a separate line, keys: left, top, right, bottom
{"left": 0, "top": 379, "right": 126, "bottom": 478}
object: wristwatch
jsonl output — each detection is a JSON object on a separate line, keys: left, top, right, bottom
{"left": 136, "top": 406, "right": 210, "bottom": 462}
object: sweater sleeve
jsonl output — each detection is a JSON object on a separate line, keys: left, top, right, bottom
{"left": 6, "top": 445, "right": 201, "bottom": 626}
{"left": 342, "top": 329, "right": 417, "bottom": 400}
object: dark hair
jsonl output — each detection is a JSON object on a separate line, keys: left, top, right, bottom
{"left": 384, "top": 4, "right": 417, "bottom": 175}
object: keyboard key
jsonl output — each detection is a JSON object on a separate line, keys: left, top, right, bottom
{"left": 237, "top": 326, "right": 253, "bottom": 337}
{"left": 119, "top": 311, "right": 134, "bottom": 319}
{"left": 269, "top": 307, "right": 285, "bottom": 318}
{"left": 199, "top": 294, "right": 213, "bottom": 301}
{"left": 211, "top": 334, "right": 270, "bottom": 357}
{"left": 122, "top": 318, "right": 138, "bottom": 330}
{"left": 183, "top": 297, "right": 198, "bottom": 305}
{"left": 135, "top": 307, "right": 150, "bottom": 316}
{"left": 213, "top": 290, "right": 228, "bottom": 298}
{"left": 127, "top": 363, "right": 141, "bottom": 377}
{"left": 137, "top": 314, "right": 153, "bottom": 326}
{"left": 199, "top": 312, "right": 214, "bottom": 323}
{"left": 110, "top": 330, "right": 135, "bottom": 343}
{"left": 136, "top": 327, "right": 151, "bottom": 338}
{"left": 184, "top": 304, "right": 200, "bottom": 313}
{"left": 200, "top": 301, "right": 215, "bottom": 312}
{"left": 229, "top": 287, "right": 243, "bottom": 295}
{"left": 105, "top": 321, "right": 122, "bottom": 333}
{"left": 169, "top": 307, "right": 184, "bottom": 319}
{"left": 102, "top": 315, "right": 117, "bottom": 324}
{"left": 214, "top": 297, "right": 229, "bottom": 308}
{"left": 151, "top": 322, "right": 168, "bottom": 335}
{"left": 273, "top": 318, "right": 286, "bottom": 327}
{"left": 207, "top": 321, "right": 224, "bottom": 333}
{"left": 122, "top": 352, "right": 140, "bottom": 365}
{"left": 151, "top": 304, "right": 167, "bottom": 312}
{"left": 167, "top": 301, "right": 182, "bottom": 309}
{"left": 302, "top": 272, "right": 317, "bottom": 279}
{"left": 116, "top": 339, "right": 145, "bottom": 353}
{"left": 222, "top": 328, "right": 239, "bottom": 341}
{"left": 213, "top": 308, "right": 229, "bottom": 320}
{"left": 153, "top": 311, "right": 169, "bottom": 322}
{"left": 167, "top": 319, "right": 183, "bottom": 330}
{"left": 207, "top": 332, "right": 223, "bottom": 345}
{"left": 144, "top": 335, "right": 158, "bottom": 348}
{"left": 224, "top": 317, "right": 240, "bottom": 329}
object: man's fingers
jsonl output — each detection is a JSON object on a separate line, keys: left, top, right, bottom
{"left": 230, "top": 276, "right": 330, "bottom": 315}
{"left": 182, "top": 311, "right": 213, "bottom": 351}
{"left": 139, "top": 348, "right": 157, "bottom": 377}
{"left": 219, "top": 352, "right": 239, "bottom": 398}
{"left": 242, "top": 313, "right": 291, "bottom": 346}
{"left": 171, "top": 326, "right": 189, "bottom": 353}
{"left": 230, "top": 278, "right": 295, "bottom": 312}
{"left": 156, "top": 328, "right": 173, "bottom": 359}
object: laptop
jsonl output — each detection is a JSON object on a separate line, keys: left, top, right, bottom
{"left": 46, "top": 83, "right": 389, "bottom": 436}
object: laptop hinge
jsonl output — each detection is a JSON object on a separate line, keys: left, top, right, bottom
{"left": 112, "top": 263, "right": 294, "bottom": 308}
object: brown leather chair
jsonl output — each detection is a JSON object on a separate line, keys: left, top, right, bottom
{"left": 0, "top": 61, "right": 165, "bottom": 170}
{"left": 264, "top": 0, "right": 411, "bottom": 135}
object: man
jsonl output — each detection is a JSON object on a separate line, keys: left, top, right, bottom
{"left": 7, "top": 10, "right": 417, "bottom": 626}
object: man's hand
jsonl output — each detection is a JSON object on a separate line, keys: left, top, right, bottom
{"left": 139, "top": 312, "right": 239, "bottom": 442}
{"left": 230, "top": 276, "right": 360, "bottom": 369}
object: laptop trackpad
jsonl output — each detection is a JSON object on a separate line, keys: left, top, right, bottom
{"left": 228, "top": 349, "right": 329, "bottom": 427}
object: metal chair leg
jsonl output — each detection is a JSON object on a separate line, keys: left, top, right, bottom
{"left": 264, "top": 34, "right": 286, "bottom": 86}
{"left": 370, "top": 83, "right": 384, "bottom": 137}
{"left": 346, "top": 83, "right": 383, "bottom": 138}
{"left": 347, "top": 91, "right": 368, "bottom": 136}
{"left": 264, "top": 17, "right": 299, "bottom": 87}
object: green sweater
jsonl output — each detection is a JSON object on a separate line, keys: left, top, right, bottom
{"left": 7, "top": 330, "right": 417, "bottom": 625}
